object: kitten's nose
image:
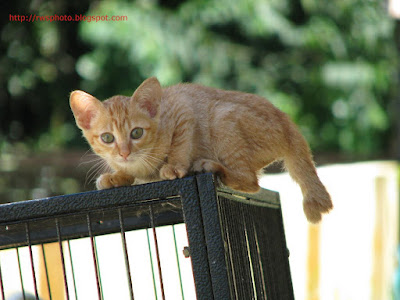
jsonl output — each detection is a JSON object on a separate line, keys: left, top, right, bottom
{"left": 119, "top": 145, "right": 131, "bottom": 160}
{"left": 120, "top": 151, "right": 130, "bottom": 160}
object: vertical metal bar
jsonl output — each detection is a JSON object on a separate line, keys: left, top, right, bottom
{"left": 220, "top": 216, "right": 239, "bottom": 299}
{"left": 86, "top": 214, "right": 103, "bottom": 300}
{"left": 16, "top": 248, "right": 27, "bottom": 300}
{"left": 172, "top": 225, "right": 185, "bottom": 299}
{"left": 193, "top": 174, "right": 230, "bottom": 299}
{"left": 242, "top": 205, "right": 268, "bottom": 300}
{"left": 149, "top": 205, "right": 166, "bottom": 300}
{"left": 118, "top": 208, "right": 134, "bottom": 300}
{"left": 25, "top": 223, "right": 39, "bottom": 300}
{"left": 146, "top": 229, "right": 159, "bottom": 300}
{"left": 252, "top": 222, "right": 267, "bottom": 300}
{"left": 0, "top": 255, "right": 5, "bottom": 300}
{"left": 55, "top": 218, "right": 70, "bottom": 300}
{"left": 66, "top": 241, "right": 79, "bottom": 300}
{"left": 242, "top": 215, "right": 257, "bottom": 299}
{"left": 41, "top": 245, "right": 53, "bottom": 300}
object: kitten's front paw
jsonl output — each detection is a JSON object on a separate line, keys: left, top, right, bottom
{"left": 159, "top": 164, "right": 188, "bottom": 180}
{"left": 96, "top": 172, "right": 135, "bottom": 190}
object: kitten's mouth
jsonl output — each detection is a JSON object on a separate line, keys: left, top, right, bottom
{"left": 117, "top": 157, "right": 135, "bottom": 163}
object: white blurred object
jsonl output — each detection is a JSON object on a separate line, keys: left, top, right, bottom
{"left": 389, "top": 0, "right": 400, "bottom": 18}
{"left": 260, "top": 161, "right": 399, "bottom": 300}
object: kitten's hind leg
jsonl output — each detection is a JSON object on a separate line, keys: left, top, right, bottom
{"left": 193, "top": 159, "right": 260, "bottom": 193}
{"left": 193, "top": 158, "right": 225, "bottom": 174}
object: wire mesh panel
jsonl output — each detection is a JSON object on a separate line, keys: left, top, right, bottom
{"left": 0, "top": 200, "right": 195, "bottom": 300}
{"left": 0, "top": 173, "right": 294, "bottom": 300}
{"left": 216, "top": 190, "right": 293, "bottom": 299}
{"left": 195, "top": 174, "right": 294, "bottom": 300}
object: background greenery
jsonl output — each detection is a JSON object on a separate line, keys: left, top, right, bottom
{"left": 1, "top": 0, "right": 398, "bottom": 156}
{"left": 0, "top": 0, "right": 399, "bottom": 200}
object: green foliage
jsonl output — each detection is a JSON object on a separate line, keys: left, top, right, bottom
{"left": 78, "top": 0, "right": 397, "bottom": 155}
{"left": 0, "top": 0, "right": 90, "bottom": 150}
{"left": 0, "top": 0, "right": 398, "bottom": 157}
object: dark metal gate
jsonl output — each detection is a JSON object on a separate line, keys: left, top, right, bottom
{"left": 0, "top": 173, "right": 294, "bottom": 300}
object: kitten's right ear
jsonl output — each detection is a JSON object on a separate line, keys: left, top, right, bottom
{"left": 131, "top": 77, "right": 162, "bottom": 118}
{"left": 70, "top": 90, "right": 102, "bottom": 130}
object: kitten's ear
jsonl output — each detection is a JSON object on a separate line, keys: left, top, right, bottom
{"left": 131, "top": 77, "right": 162, "bottom": 118}
{"left": 70, "top": 90, "right": 103, "bottom": 130}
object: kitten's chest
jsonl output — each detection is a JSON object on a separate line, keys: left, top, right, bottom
{"left": 112, "top": 158, "right": 163, "bottom": 181}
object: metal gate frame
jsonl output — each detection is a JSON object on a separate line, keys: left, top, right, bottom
{"left": 0, "top": 173, "right": 294, "bottom": 300}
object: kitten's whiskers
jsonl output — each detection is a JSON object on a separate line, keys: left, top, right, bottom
{"left": 85, "top": 159, "right": 109, "bottom": 188}
{"left": 78, "top": 150, "right": 103, "bottom": 167}
{"left": 139, "top": 152, "right": 164, "bottom": 171}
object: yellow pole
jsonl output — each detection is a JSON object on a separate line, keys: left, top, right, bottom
{"left": 306, "top": 224, "right": 320, "bottom": 300}
{"left": 371, "top": 177, "right": 385, "bottom": 300}
{"left": 39, "top": 242, "right": 66, "bottom": 300}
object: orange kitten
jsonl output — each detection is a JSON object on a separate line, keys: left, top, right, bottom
{"left": 70, "top": 77, "right": 333, "bottom": 223}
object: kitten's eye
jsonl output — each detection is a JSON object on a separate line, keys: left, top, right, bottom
{"left": 131, "top": 128, "right": 144, "bottom": 139}
{"left": 101, "top": 133, "right": 114, "bottom": 143}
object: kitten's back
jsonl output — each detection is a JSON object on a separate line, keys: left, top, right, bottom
{"left": 162, "top": 82, "right": 333, "bottom": 223}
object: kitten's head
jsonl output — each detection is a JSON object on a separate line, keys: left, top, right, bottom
{"left": 70, "top": 77, "right": 163, "bottom": 173}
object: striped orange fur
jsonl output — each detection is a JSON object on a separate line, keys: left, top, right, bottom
{"left": 70, "top": 77, "right": 333, "bottom": 223}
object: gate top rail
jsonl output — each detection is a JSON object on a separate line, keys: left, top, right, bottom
{"left": 0, "top": 174, "right": 280, "bottom": 225}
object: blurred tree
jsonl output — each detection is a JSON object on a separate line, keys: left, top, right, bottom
{"left": 0, "top": 0, "right": 398, "bottom": 158}
{"left": 76, "top": 0, "right": 399, "bottom": 157}
{"left": 0, "top": 0, "right": 91, "bottom": 150}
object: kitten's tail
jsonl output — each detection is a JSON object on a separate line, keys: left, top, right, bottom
{"left": 283, "top": 128, "right": 333, "bottom": 223}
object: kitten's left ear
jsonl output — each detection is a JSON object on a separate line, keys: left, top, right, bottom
{"left": 70, "top": 90, "right": 103, "bottom": 130}
{"left": 131, "top": 77, "right": 162, "bottom": 118}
